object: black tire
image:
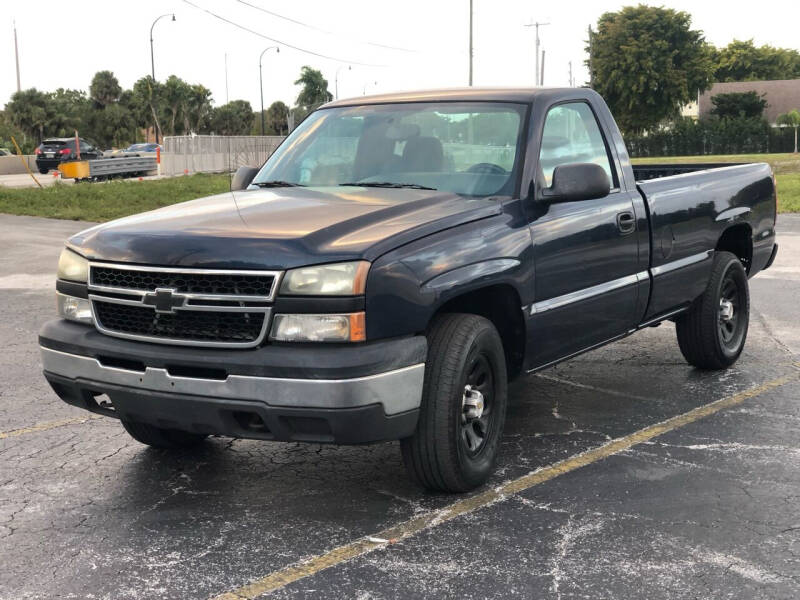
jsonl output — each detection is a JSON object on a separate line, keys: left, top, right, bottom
{"left": 121, "top": 419, "right": 207, "bottom": 449}
{"left": 38, "top": 167, "right": 48, "bottom": 174}
{"left": 675, "top": 251, "right": 749, "bottom": 370}
{"left": 401, "top": 313, "right": 508, "bottom": 492}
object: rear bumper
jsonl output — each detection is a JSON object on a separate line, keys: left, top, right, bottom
{"left": 40, "top": 320, "right": 426, "bottom": 444}
{"left": 35, "top": 158, "right": 62, "bottom": 170}
{"left": 763, "top": 243, "right": 778, "bottom": 271}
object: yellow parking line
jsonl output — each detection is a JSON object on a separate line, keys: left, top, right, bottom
{"left": 212, "top": 372, "right": 798, "bottom": 600}
{"left": 0, "top": 414, "right": 103, "bottom": 440}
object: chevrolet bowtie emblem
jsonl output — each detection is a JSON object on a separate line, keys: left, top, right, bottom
{"left": 142, "top": 288, "right": 186, "bottom": 314}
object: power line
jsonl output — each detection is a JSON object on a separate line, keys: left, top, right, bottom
{"left": 234, "top": 0, "right": 415, "bottom": 53}
{"left": 182, "top": 0, "right": 387, "bottom": 67}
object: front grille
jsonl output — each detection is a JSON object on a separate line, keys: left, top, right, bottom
{"left": 93, "top": 301, "right": 266, "bottom": 344}
{"left": 91, "top": 266, "right": 275, "bottom": 297}
{"left": 87, "top": 263, "right": 280, "bottom": 347}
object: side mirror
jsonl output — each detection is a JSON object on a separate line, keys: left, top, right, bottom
{"left": 231, "top": 166, "right": 260, "bottom": 191}
{"left": 544, "top": 163, "right": 610, "bottom": 203}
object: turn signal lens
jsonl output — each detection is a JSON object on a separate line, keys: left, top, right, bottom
{"left": 269, "top": 312, "right": 366, "bottom": 342}
{"left": 57, "top": 293, "right": 93, "bottom": 324}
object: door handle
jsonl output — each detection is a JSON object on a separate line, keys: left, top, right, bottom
{"left": 616, "top": 211, "right": 636, "bottom": 234}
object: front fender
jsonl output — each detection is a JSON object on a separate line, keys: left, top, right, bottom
{"left": 365, "top": 213, "right": 533, "bottom": 339}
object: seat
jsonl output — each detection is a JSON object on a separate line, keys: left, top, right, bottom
{"left": 402, "top": 137, "right": 444, "bottom": 172}
{"left": 352, "top": 122, "right": 394, "bottom": 181}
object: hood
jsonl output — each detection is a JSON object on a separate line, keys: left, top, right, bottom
{"left": 68, "top": 186, "right": 501, "bottom": 270}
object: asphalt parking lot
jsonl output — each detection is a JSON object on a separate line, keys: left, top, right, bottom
{"left": 1, "top": 212, "right": 799, "bottom": 600}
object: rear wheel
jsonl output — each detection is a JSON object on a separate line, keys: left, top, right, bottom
{"left": 675, "top": 251, "right": 749, "bottom": 369}
{"left": 401, "top": 313, "right": 508, "bottom": 492}
{"left": 121, "top": 419, "right": 207, "bottom": 449}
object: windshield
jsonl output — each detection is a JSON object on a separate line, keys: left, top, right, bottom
{"left": 252, "top": 102, "right": 526, "bottom": 197}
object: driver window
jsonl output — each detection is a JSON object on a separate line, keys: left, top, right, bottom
{"left": 539, "top": 103, "right": 615, "bottom": 188}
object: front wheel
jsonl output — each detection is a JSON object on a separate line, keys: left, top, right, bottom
{"left": 675, "top": 250, "right": 749, "bottom": 369}
{"left": 401, "top": 313, "right": 508, "bottom": 492}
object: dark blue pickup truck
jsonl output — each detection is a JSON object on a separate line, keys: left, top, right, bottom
{"left": 40, "top": 88, "right": 778, "bottom": 492}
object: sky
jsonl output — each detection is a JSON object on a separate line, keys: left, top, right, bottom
{"left": 2, "top": 0, "right": 799, "bottom": 113}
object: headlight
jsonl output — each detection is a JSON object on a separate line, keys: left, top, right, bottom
{"left": 57, "top": 293, "right": 93, "bottom": 324}
{"left": 269, "top": 313, "right": 366, "bottom": 342}
{"left": 280, "top": 261, "right": 369, "bottom": 296}
{"left": 57, "top": 248, "right": 89, "bottom": 283}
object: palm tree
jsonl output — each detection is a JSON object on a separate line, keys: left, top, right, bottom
{"left": 294, "top": 66, "right": 333, "bottom": 112}
{"left": 777, "top": 110, "right": 800, "bottom": 154}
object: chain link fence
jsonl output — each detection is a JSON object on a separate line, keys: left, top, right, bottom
{"left": 161, "top": 135, "right": 285, "bottom": 176}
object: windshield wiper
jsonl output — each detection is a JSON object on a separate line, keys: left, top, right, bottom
{"left": 253, "top": 180, "right": 306, "bottom": 188}
{"left": 339, "top": 181, "right": 438, "bottom": 191}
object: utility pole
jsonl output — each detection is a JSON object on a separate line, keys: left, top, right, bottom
{"left": 540, "top": 50, "right": 546, "bottom": 85}
{"left": 224, "top": 53, "right": 229, "bottom": 104}
{"left": 13, "top": 20, "right": 21, "bottom": 92}
{"left": 524, "top": 20, "right": 549, "bottom": 87}
{"left": 468, "top": 0, "right": 473, "bottom": 86}
{"left": 568, "top": 61, "right": 573, "bottom": 87}
{"left": 587, "top": 25, "right": 594, "bottom": 88}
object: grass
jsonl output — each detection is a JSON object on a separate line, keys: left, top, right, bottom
{"left": 776, "top": 173, "right": 800, "bottom": 213}
{"left": 1, "top": 156, "right": 798, "bottom": 220}
{"left": 0, "top": 173, "right": 230, "bottom": 222}
{"left": 632, "top": 152, "right": 800, "bottom": 212}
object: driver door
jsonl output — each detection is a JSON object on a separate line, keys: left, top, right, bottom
{"left": 527, "top": 101, "right": 642, "bottom": 368}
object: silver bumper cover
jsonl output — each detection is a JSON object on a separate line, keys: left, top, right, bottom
{"left": 40, "top": 346, "right": 425, "bottom": 415}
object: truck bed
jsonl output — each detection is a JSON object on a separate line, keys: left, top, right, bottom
{"left": 633, "top": 162, "right": 747, "bottom": 181}
{"left": 634, "top": 161, "right": 776, "bottom": 319}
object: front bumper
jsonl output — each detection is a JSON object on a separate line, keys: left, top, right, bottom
{"left": 40, "top": 320, "right": 426, "bottom": 444}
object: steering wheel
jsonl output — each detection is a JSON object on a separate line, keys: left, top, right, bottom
{"left": 466, "top": 162, "right": 507, "bottom": 175}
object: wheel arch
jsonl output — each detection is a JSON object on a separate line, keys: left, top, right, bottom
{"left": 430, "top": 283, "right": 526, "bottom": 381}
{"left": 716, "top": 223, "right": 753, "bottom": 273}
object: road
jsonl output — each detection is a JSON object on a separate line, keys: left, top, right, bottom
{"left": 1, "top": 212, "right": 798, "bottom": 599}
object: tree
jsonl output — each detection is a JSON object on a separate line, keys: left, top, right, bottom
{"left": 211, "top": 100, "right": 254, "bottom": 135}
{"left": 89, "top": 103, "right": 136, "bottom": 148}
{"left": 777, "top": 110, "right": 800, "bottom": 153}
{"left": 89, "top": 70, "right": 122, "bottom": 107}
{"left": 0, "top": 111, "right": 31, "bottom": 153}
{"left": 712, "top": 40, "right": 800, "bottom": 82}
{"left": 162, "top": 75, "right": 191, "bottom": 136}
{"left": 131, "top": 76, "right": 164, "bottom": 141}
{"left": 182, "top": 84, "right": 213, "bottom": 133}
{"left": 4, "top": 88, "right": 51, "bottom": 142}
{"left": 48, "top": 88, "right": 91, "bottom": 137}
{"left": 710, "top": 92, "right": 767, "bottom": 120}
{"left": 257, "top": 101, "right": 290, "bottom": 135}
{"left": 587, "top": 6, "right": 714, "bottom": 134}
{"left": 294, "top": 66, "right": 333, "bottom": 113}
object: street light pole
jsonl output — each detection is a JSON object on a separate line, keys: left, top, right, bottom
{"left": 335, "top": 65, "right": 351, "bottom": 100}
{"left": 150, "top": 13, "right": 175, "bottom": 144}
{"left": 259, "top": 46, "right": 280, "bottom": 135}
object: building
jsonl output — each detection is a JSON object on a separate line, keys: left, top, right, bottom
{"left": 698, "top": 79, "right": 800, "bottom": 124}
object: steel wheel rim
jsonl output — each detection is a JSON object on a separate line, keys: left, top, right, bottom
{"left": 718, "top": 269, "right": 744, "bottom": 349}
{"left": 460, "top": 352, "right": 494, "bottom": 457}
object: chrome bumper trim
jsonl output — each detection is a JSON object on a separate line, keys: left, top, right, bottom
{"left": 40, "top": 347, "right": 424, "bottom": 415}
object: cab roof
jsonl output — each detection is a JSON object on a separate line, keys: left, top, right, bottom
{"left": 323, "top": 87, "right": 590, "bottom": 108}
